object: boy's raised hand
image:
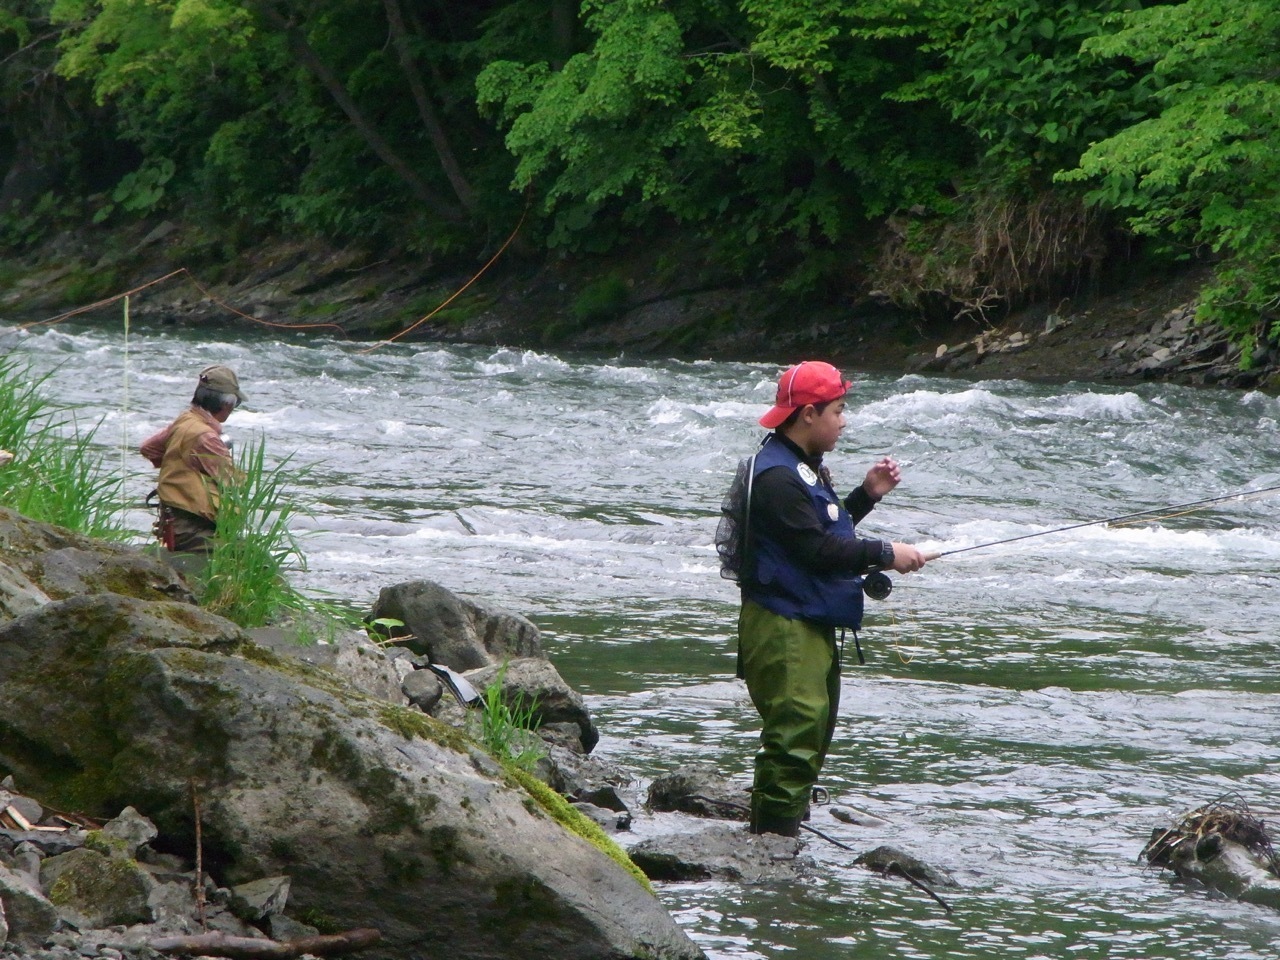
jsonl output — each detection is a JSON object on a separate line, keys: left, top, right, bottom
{"left": 862, "top": 456, "right": 902, "bottom": 500}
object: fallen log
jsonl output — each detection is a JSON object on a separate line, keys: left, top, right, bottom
{"left": 149, "top": 927, "right": 381, "bottom": 959}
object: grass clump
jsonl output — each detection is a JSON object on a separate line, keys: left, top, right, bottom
{"left": 469, "top": 664, "right": 546, "bottom": 773}
{"left": 195, "top": 437, "right": 324, "bottom": 629}
{"left": 0, "top": 354, "right": 128, "bottom": 539}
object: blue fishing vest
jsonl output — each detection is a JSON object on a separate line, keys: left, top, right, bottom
{"left": 743, "top": 437, "right": 865, "bottom": 629}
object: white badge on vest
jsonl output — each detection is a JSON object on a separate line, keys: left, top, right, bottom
{"left": 797, "top": 463, "right": 818, "bottom": 486}
{"left": 827, "top": 503, "right": 839, "bottom": 521}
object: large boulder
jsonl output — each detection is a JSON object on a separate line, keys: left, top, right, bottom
{"left": 0, "top": 507, "right": 194, "bottom": 614}
{"left": 0, "top": 592, "right": 703, "bottom": 960}
{"left": 368, "top": 580, "right": 542, "bottom": 670}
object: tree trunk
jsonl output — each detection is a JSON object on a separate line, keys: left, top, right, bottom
{"left": 246, "top": 0, "right": 464, "bottom": 224}
{"left": 381, "top": 0, "right": 476, "bottom": 214}
{"left": 551, "top": 0, "right": 576, "bottom": 68}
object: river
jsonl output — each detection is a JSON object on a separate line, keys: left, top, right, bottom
{"left": 10, "top": 316, "right": 1280, "bottom": 959}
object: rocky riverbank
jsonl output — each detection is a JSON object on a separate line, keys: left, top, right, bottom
{"left": 0, "top": 507, "right": 704, "bottom": 960}
{"left": 1, "top": 222, "right": 1276, "bottom": 392}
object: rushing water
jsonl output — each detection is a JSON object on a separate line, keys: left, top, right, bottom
{"left": 9, "top": 317, "right": 1280, "bottom": 959}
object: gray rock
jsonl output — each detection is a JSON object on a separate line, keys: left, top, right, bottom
{"left": 98, "top": 807, "right": 158, "bottom": 859}
{"left": 571, "top": 802, "right": 632, "bottom": 833}
{"left": 0, "top": 897, "right": 7, "bottom": 950}
{"left": 536, "top": 720, "right": 587, "bottom": 753}
{"left": 574, "top": 784, "right": 629, "bottom": 814}
{"left": 0, "top": 508, "right": 194, "bottom": 612}
{"left": 629, "top": 823, "right": 808, "bottom": 882}
{"left": 0, "top": 829, "right": 85, "bottom": 858}
{"left": 0, "top": 590, "right": 702, "bottom": 960}
{"left": 855, "top": 844, "right": 957, "bottom": 888}
{"left": 11, "top": 842, "right": 42, "bottom": 883}
{"left": 647, "top": 765, "right": 751, "bottom": 821}
{"left": 146, "top": 876, "right": 203, "bottom": 930}
{"left": 229, "top": 876, "right": 290, "bottom": 921}
{"left": 0, "top": 561, "right": 49, "bottom": 622}
{"left": 39, "top": 848, "right": 154, "bottom": 929}
{"left": 246, "top": 626, "right": 405, "bottom": 704}
{"left": 368, "top": 580, "right": 543, "bottom": 670}
{"left": 6, "top": 796, "right": 41, "bottom": 827}
{"left": 266, "top": 913, "right": 319, "bottom": 941}
{"left": 0, "top": 861, "right": 60, "bottom": 946}
{"left": 466, "top": 657, "right": 598, "bottom": 753}
{"left": 401, "top": 668, "right": 444, "bottom": 713}
{"left": 831, "top": 805, "right": 891, "bottom": 828}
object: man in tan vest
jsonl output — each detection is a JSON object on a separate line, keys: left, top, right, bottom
{"left": 141, "top": 364, "right": 246, "bottom": 553}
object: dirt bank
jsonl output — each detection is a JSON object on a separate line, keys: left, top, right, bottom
{"left": 1, "top": 223, "right": 1275, "bottom": 392}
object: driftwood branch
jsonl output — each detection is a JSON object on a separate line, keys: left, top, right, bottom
{"left": 149, "top": 928, "right": 381, "bottom": 959}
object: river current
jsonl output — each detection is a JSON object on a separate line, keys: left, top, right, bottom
{"left": 11, "top": 317, "right": 1280, "bottom": 959}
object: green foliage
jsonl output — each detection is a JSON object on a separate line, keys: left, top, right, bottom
{"left": 0, "top": 194, "right": 74, "bottom": 253}
{"left": 470, "top": 664, "right": 546, "bottom": 773}
{"left": 478, "top": 0, "right": 692, "bottom": 247}
{"left": 9, "top": 0, "right": 1275, "bottom": 343}
{"left": 93, "top": 158, "right": 175, "bottom": 223}
{"left": 195, "top": 436, "right": 313, "bottom": 629}
{"left": 0, "top": 355, "right": 128, "bottom": 540}
{"left": 879, "top": 0, "right": 1153, "bottom": 182}
{"left": 1061, "top": 0, "right": 1280, "bottom": 351}
{"left": 62, "top": 264, "right": 122, "bottom": 305}
{"left": 47, "top": 0, "right": 513, "bottom": 248}
{"left": 477, "top": 0, "right": 966, "bottom": 262}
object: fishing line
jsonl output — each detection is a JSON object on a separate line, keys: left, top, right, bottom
{"left": 928, "top": 482, "right": 1280, "bottom": 560}
{"left": 121, "top": 295, "right": 130, "bottom": 520}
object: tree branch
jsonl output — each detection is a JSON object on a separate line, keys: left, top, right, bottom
{"left": 150, "top": 928, "right": 382, "bottom": 959}
{"left": 381, "top": 0, "right": 475, "bottom": 213}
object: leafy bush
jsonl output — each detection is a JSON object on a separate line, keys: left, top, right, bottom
{"left": 570, "top": 274, "right": 630, "bottom": 325}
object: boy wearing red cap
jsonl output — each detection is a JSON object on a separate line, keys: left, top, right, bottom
{"left": 738, "top": 361, "right": 928, "bottom": 836}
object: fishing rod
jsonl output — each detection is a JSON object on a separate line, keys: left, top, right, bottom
{"left": 862, "top": 481, "right": 1280, "bottom": 601}
{"left": 929, "top": 481, "right": 1280, "bottom": 560}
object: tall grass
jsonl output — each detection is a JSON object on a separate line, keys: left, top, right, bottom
{"left": 195, "top": 436, "right": 317, "bottom": 629}
{"left": 0, "top": 354, "right": 128, "bottom": 539}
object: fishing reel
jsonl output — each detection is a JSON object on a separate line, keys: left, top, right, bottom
{"left": 862, "top": 570, "right": 893, "bottom": 601}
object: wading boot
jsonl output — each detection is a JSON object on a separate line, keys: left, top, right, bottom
{"left": 749, "top": 810, "right": 803, "bottom": 838}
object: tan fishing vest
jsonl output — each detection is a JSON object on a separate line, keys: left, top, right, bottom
{"left": 156, "top": 409, "right": 226, "bottom": 521}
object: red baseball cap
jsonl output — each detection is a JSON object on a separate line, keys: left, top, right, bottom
{"left": 758, "top": 361, "right": 851, "bottom": 428}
